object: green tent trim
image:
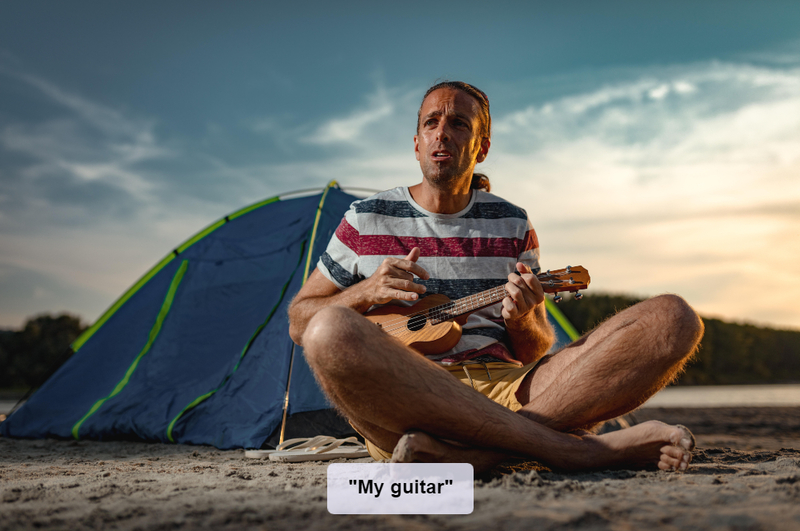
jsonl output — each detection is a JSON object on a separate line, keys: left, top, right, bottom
{"left": 71, "top": 260, "right": 189, "bottom": 439}
{"left": 545, "top": 298, "right": 580, "bottom": 340}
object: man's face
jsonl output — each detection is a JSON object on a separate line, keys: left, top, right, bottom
{"left": 414, "top": 88, "right": 490, "bottom": 189}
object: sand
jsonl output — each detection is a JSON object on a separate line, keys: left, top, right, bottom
{"left": 2, "top": 407, "right": 800, "bottom": 530}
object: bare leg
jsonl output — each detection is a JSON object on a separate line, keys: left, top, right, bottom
{"left": 517, "top": 294, "right": 704, "bottom": 431}
{"left": 302, "top": 296, "right": 701, "bottom": 472}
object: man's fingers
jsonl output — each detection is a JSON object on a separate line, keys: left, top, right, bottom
{"left": 388, "top": 265, "right": 415, "bottom": 282}
{"left": 501, "top": 297, "right": 518, "bottom": 319}
{"left": 391, "top": 251, "right": 430, "bottom": 279}
{"left": 401, "top": 247, "right": 429, "bottom": 278}
{"left": 386, "top": 278, "right": 426, "bottom": 294}
{"left": 392, "top": 289, "right": 421, "bottom": 301}
{"left": 510, "top": 267, "right": 544, "bottom": 304}
{"left": 395, "top": 260, "right": 430, "bottom": 280}
{"left": 504, "top": 265, "right": 546, "bottom": 319}
{"left": 405, "top": 247, "right": 421, "bottom": 263}
{"left": 507, "top": 274, "right": 536, "bottom": 307}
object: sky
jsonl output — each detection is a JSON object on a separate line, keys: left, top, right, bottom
{"left": 1, "top": 1, "right": 799, "bottom": 331}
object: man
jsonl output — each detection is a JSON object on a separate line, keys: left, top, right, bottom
{"left": 288, "top": 81, "right": 703, "bottom": 472}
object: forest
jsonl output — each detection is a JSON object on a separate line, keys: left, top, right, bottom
{"left": 557, "top": 293, "right": 800, "bottom": 385}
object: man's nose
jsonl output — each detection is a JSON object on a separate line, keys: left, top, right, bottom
{"left": 435, "top": 124, "right": 450, "bottom": 141}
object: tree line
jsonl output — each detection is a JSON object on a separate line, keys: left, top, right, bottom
{"left": 1, "top": 298, "right": 800, "bottom": 392}
{"left": 557, "top": 293, "right": 800, "bottom": 385}
{"left": 0, "top": 314, "right": 85, "bottom": 391}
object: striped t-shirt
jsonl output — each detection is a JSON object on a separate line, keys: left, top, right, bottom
{"left": 317, "top": 186, "right": 540, "bottom": 362}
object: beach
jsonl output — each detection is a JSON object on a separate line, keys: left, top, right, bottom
{"left": 2, "top": 406, "right": 800, "bottom": 530}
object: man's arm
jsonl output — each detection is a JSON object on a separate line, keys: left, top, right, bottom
{"left": 501, "top": 262, "right": 555, "bottom": 365}
{"left": 288, "top": 248, "right": 430, "bottom": 345}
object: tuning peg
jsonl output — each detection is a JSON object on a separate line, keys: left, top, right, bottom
{"left": 574, "top": 292, "right": 583, "bottom": 301}
{"left": 553, "top": 293, "right": 563, "bottom": 303}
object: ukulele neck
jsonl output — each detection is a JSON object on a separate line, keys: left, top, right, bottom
{"left": 425, "top": 266, "right": 589, "bottom": 324}
{"left": 429, "top": 285, "right": 508, "bottom": 324}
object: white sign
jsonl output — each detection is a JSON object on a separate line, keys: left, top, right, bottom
{"left": 327, "top": 463, "right": 474, "bottom": 515}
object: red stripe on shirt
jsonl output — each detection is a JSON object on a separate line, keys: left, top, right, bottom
{"left": 334, "top": 218, "right": 360, "bottom": 253}
{"left": 359, "top": 235, "right": 525, "bottom": 258}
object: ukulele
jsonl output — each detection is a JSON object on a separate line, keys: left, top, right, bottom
{"left": 365, "top": 266, "right": 590, "bottom": 355}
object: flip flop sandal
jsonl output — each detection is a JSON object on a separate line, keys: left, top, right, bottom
{"left": 268, "top": 436, "right": 369, "bottom": 463}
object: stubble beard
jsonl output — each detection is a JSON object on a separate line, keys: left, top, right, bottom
{"left": 421, "top": 159, "right": 472, "bottom": 191}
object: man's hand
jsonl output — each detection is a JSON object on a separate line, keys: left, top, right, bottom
{"left": 288, "top": 248, "right": 429, "bottom": 345}
{"left": 502, "top": 262, "right": 545, "bottom": 323}
{"left": 363, "top": 247, "right": 430, "bottom": 306}
{"left": 502, "top": 262, "right": 553, "bottom": 365}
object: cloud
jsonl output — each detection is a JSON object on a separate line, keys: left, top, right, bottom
{"left": 485, "top": 61, "right": 800, "bottom": 329}
{"left": 301, "top": 84, "right": 413, "bottom": 146}
{"left": 0, "top": 68, "right": 173, "bottom": 234}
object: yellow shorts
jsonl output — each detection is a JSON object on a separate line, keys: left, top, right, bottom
{"left": 363, "top": 360, "right": 539, "bottom": 461}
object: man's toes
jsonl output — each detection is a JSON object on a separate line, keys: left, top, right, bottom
{"left": 661, "top": 444, "right": 686, "bottom": 460}
{"left": 659, "top": 452, "right": 686, "bottom": 471}
{"left": 660, "top": 444, "right": 690, "bottom": 471}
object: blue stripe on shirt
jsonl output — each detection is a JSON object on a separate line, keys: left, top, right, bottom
{"left": 321, "top": 252, "right": 364, "bottom": 288}
{"left": 355, "top": 200, "right": 426, "bottom": 218}
{"left": 463, "top": 202, "right": 528, "bottom": 220}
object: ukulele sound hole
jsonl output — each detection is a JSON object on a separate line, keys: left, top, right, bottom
{"left": 407, "top": 314, "right": 427, "bottom": 332}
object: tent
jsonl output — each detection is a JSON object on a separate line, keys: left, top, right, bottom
{"left": 1, "top": 182, "right": 579, "bottom": 449}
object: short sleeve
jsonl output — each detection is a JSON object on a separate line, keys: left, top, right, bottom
{"left": 517, "top": 217, "right": 541, "bottom": 275}
{"left": 316, "top": 203, "right": 364, "bottom": 290}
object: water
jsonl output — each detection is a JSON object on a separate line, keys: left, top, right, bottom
{"left": 1, "top": 400, "right": 24, "bottom": 415}
{"left": 2, "top": 385, "right": 800, "bottom": 416}
{"left": 641, "top": 384, "right": 800, "bottom": 408}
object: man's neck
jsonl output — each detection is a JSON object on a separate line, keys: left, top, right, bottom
{"left": 408, "top": 178, "right": 473, "bottom": 215}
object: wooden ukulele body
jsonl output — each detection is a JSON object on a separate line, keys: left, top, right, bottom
{"left": 364, "top": 294, "right": 468, "bottom": 355}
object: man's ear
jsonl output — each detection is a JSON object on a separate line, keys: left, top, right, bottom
{"left": 476, "top": 137, "right": 491, "bottom": 163}
{"left": 414, "top": 135, "right": 420, "bottom": 161}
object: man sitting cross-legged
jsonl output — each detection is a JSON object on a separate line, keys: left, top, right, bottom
{"left": 288, "top": 81, "right": 703, "bottom": 472}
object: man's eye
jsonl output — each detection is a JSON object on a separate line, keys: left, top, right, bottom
{"left": 425, "top": 119, "right": 436, "bottom": 126}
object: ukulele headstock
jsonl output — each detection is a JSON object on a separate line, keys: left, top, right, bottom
{"left": 537, "top": 265, "right": 590, "bottom": 302}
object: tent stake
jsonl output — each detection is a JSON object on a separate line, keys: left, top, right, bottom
{"left": 278, "top": 343, "right": 297, "bottom": 445}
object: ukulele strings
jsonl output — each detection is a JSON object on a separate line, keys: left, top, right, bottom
{"left": 378, "top": 285, "right": 508, "bottom": 335}
{"left": 381, "top": 296, "right": 501, "bottom": 336}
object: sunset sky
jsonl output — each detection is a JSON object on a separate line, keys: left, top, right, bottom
{"left": 1, "top": 1, "right": 799, "bottom": 330}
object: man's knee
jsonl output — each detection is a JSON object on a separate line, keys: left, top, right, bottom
{"left": 302, "top": 305, "right": 367, "bottom": 370}
{"left": 650, "top": 294, "right": 704, "bottom": 356}
{"left": 303, "top": 306, "right": 356, "bottom": 355}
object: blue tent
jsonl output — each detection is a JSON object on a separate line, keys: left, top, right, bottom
{"left": 1, "top": 182, "right": 578, "bottom": 449}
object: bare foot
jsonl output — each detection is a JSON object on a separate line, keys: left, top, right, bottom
{"left": 391, "top": 432, "right": 507, "bottom": 473}
{"left": 582, "top": 420, "right": 696, "bottom": 472}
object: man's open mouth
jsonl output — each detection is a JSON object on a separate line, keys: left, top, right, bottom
{"left": 432, "top": 150, "right": 451, "bottom": 161}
